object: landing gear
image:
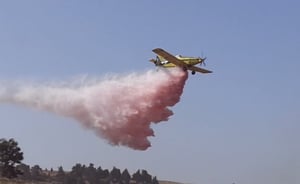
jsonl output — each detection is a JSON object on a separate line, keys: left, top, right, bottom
{"left": 191, "top": 71, "right": 196, "bottom": 75}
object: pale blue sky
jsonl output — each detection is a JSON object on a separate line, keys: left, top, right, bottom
{"left": 0, "top": 1, "right": 299, "bottom": 183}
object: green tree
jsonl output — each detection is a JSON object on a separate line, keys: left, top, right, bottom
{"left": 110, "top": 167, "right": 121, "bottom": 183}
{"left": 70, "top": 163, "right": 85, "bottom": 184}
{"left": 0, "top": 138, "right": 24, "bottom": 178}
{"left": 121, "top": 169, "right": 131, "bottom": 184}
{"left": 141, "top": 170, "right": 152, "bottom": 183}
{"left": 98, "top": 168, "right": 110, "bottom": 184}
{"left": 85, "top": 163, "right": 97, "bottom": 184}
{"left": 56, "top": 166, "right": 65, "bottom": 182}
{"left": 152, "top": 176, "right": 159, "bottom": 184}
{"left": 16, "top": 163, "right": 31, "bottom": 180}
{"left": 31, "top": 165, "right": 43, "bottom": 180}
{"left": 132, "top": 170, "right": 142, "bottom": 183}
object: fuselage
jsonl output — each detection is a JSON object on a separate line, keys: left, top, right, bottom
{"left": 158, "top": 55, "right": 203, "bottom": 67}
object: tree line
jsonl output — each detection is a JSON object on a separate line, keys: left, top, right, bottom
{"left": 0, "top": 138, "right": 159, "bottom": 184}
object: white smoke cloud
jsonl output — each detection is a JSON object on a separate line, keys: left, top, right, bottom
{"left": 0, "top": 68, "right": 188, "bottom": 150}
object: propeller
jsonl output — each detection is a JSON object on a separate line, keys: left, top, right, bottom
{"left": 200, "top": 51, "right": 207, "bottom": 66}
{"left": 201, "top": 57, "right": 207, "bottom": 66}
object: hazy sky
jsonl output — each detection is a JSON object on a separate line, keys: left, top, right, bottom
{"left": 0, "top": 1, "right": 299, "bottom": 184}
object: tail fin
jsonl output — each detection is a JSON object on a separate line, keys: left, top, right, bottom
{"left": 149, "top": 59, "right": 156, "bottom": 63}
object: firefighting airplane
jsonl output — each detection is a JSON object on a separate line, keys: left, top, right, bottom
{"left": 150, "top": 48, "right": 212, "bottom": 75}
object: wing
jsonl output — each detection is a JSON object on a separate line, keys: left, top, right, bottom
{"left": 152, "top": 48, "right": 187, "bottom": 67}
{"left": 189, "top": 65, "right": 212, "bottom": 73}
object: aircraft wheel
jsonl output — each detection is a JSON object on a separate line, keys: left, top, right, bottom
{"left": 191, "top": 71, "right": 196, "bottom": 75}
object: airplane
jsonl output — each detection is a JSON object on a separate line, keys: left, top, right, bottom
{"left": 150, "top": 48, "right": 212, "bottom": 75}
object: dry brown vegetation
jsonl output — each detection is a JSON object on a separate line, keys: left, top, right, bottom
{"left": 159, "top": 181, "right": 184, "bottom": 184}
{"left": 0, "top": 178, "right": 47, "bottom": 184}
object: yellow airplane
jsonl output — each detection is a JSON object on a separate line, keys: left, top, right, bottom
{"left": 150, "top": 48, "right": 212, "bottom": 75}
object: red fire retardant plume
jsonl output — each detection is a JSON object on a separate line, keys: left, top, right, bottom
{"left": 0, "top": 68, "right": 188, "bottom": 150}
